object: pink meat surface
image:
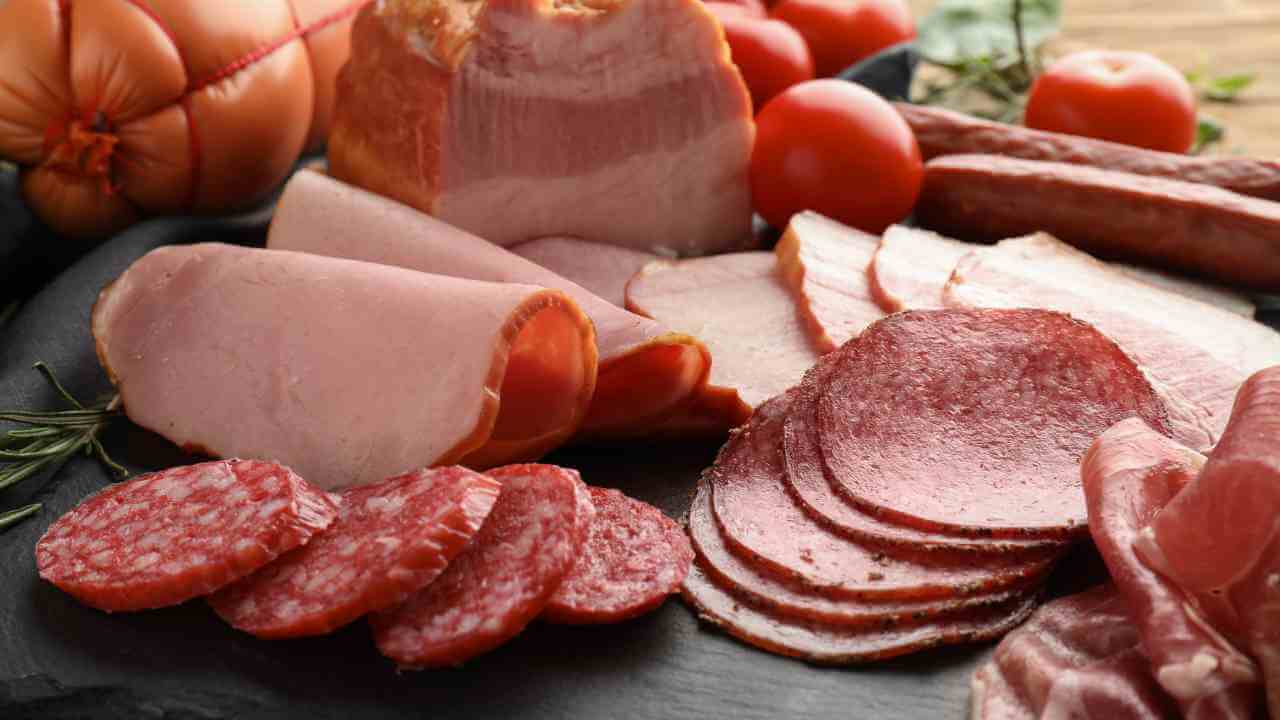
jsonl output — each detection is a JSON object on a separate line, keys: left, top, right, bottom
{"left": 626, "top": 252, "right": 822, "bottom": 413}
{"left": 510, "top": 237, "right": 662, "bottom": 309}
{"left": 1136, "top": 366, "right": 1280, "bottom": 716}
{"left": 328, "top": 0, "right": 754, "bottom": 255}
{"left": 773, "top": 211, "right": 885, "bottom": 353}
{"left": 867, "top": 225, "right": 974, "bottom": 312}
{"left": 92, "top": 243, "right": 597, "bottom": 489}
{"left": 943, "top": 233, "right": 1280, "bottom": 450}
{"left": 971, "top": 584, "right": 1180, "bottom": 720}
{"left": 1083, "top": 419, "right": 1262, "bottom": 718}
{"left": 267, "top": 171, "right": 709, "bottom": 438}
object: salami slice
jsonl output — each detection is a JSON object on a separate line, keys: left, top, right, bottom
{"left": 542, "top": 486, "right": 692, "bottom": 624}
{"left": 681, "top": 561, "right": 1038, "bottom": 665}
{"left": 688, "top": 481, "right": 1029, "bottom": 628}
{"left": 818, "top": 309, "right": 1170, "bottom": 539}
{"left": 36, "top": 459, "right": 338, "bottom": 612}
{"left": 711, "top": 393, "right": 1056, "bottom": 601}
{"left": 370, "top": 464, "right": 589, "bottom": 668}
{"left": 208, "top": 466, "right": 502, "bottom": 638}
{"left": 783, "top": 354, "right": 1065, "bottom": 556}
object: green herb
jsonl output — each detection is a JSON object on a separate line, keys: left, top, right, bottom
{"left": 1186, "top": 68, "right": 1256, "bottom": 103}
{"left": 1192, "top": 116, "right": 1226, "bottom": 154}
{"left": 0, "top": 363, "right": 126, "bottom": 534}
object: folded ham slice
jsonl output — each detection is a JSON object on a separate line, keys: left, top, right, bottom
{"left": 267, "top": 171, "right": 709, "bottom": 437}
{"left": 328, "top": 0, "right": 754, "bottom": 255}
{"left": 510, "top": 237, "right": 662, "bottom": 310}
{"left": 92, "top": 243, "right": 597, "bottom": 490}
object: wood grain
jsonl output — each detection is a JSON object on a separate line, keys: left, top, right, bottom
{"left": 908, "top": 0, "right": 1280, "bottom": 159}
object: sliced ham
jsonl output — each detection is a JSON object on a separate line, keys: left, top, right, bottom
{"left": 509, "top": 237, "right": 662, "bottom": 309}
{"left": 1136, "top": 366, "right": 1280, "bottom": 716}
{"left": 818, "top": 309, "right": 1170, "bottom": 539}
{"left": 867, "top": 225, "right": 973, "bottom": 312}
{"left": 328, "top": 0, "right": 754, "bottom": 255}
{"left": 970, "top": 584, "right": 1180, "bottom": 720}
{"left": 1082, "top": 418, "right": 1263, "bottom": 719}
{"left": 943, "top": 233, "right": 1280, "bottom": 449}
{"left": 626, "top": 252, "right": 821, "bottom": 420}
{"left": 1117, "top": 264, "right": 1255, "bottom": 319}
{"left": 267, "top": 170, "right": 709, "bottom": 438}
{"left": 92, "top": 243, "right": 597, "bottom": 490}
{"left": 773, "top": 211, "right": 885, "bottom": 353}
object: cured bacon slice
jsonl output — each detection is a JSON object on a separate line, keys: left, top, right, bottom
{"left": 268, "top": 171, "right": 709, "bottom": 439}
{"left": 970, "top": 584, "right": 1180, "bottom": 720}
{"left": 92, "top": 243, "right": 597, "bottom": 489}
{"left": 1082, "top": 418, "right": 1262, "bottom": 719}
{"left": 1136, "top": 366, "right": 1280, "bottom": 716}
{"left": 510, "top": 237, "right": 662, "bottom": 309}
{"left": 868, "top": 225, "right": 973, "bottom": 312}
{"left": 772, "top": 212, "right": 885, "bottom": 353}
{"left": 328, "top": 0, "right": 754, "bottom": 255}
{"left": 944, "top": 233, "right": 1280, "bottom": 450}
{"left": 818, "top": 309, "right": 1170, "bottom": 539}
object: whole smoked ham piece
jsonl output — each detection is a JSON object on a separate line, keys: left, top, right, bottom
{"left": 92, "top": 243, "right": 598, "bottom": 490}
{"left": 267, "top": 171, "right": 709, "bottom": 437}
{"left": 328, "top": 0, "right": 755, "bottom": 255}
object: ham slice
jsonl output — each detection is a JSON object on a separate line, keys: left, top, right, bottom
{"left": 1117, "top": 264, "right": 1255, "bottom": 319}
{"left": 510, "top": 237, "right": 662, "bottom": 309}
{"left": 92, "top": 243, "right": 597, "bottom": 490}
{"left": 625, "top": 252, "right": 821, "bottom": 420}
{"left": 267, "top": 171, "right": 710, "bottom": 437}
{"left": 328, "top": 0, "right": 754, "bottom": 255}
{"left": 868, "top": 225, "right": 973, "bottom": 312}
{"left": 773, "top": 212, "right": 885, "bottom": 353}
{"left": 1082, "top": 419, "right": 1262, "bottom": 718}
{"left": 1136, "top": 366, "right": 1280, "bottom": 716}
{"left": 943, "top": 233, "right": 1280, "bottom": 450}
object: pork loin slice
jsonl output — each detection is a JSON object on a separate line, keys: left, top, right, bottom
{"left": 1083, "top": 419, "right": 1263, "bottom": 719}
{"left": 92, "top": 243, "right": 598, "bottom": 490}
{"left": 943, "top": 232, "right": 1280, "bottom": 449}
{"left": 510, "top": 237, "right": 662, "bottom": 309}
{"left": 626, "top": 252, "right": 821, "bottom": 423}
{"left": 970, "top": 584, "right": 1180, "bottom": 720}
{"left": 1136, "top": 366, "right": 1280, "bottom": 717}
{"left": 709, "top": 393, "right": 1055, "bottom": 601}
{"left": 267, "top": 171, "right": 709, "bottom": 438}
{"left": 328, "top": 0, "right": 754, "bottom": 255}
{"left": 773, "top": 211, "right": 885, "bottom": 353}
{"left": 868, "top": 225, "right": 974, "bottom": 312}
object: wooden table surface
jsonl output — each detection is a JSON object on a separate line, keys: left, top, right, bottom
{"left": 908, "top": 0, "right": 1280, "bottom": 159}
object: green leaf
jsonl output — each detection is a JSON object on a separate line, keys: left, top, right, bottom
{"left": 1205, "top": 73, "right": 1255, "bottom": 102}
{"left": 0, "top": 503, "right": 41, "bottom": 534}
{"left": 917, "top": 0, "right": 1063, "bottom": 69}
{"left": 1192, "top": 116, "right": 1226, "bottom": 154}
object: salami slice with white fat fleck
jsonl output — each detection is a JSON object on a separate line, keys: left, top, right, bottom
{"left": 371, "top": 464, "right": 589, "bottom": 668}
{"left": 208, "top": 466, "right": 501, "bottom": 639}
{"left": 542, "top": 486, "right": 692, "bottom": 625}
{"left": 36, "top": 459, "right": 337, "bottom": 612}
{"left": 818, "top": 309, "right": 1171, "bottom": 539}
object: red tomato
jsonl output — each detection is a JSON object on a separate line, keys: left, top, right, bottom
{"left": 770, "top": 0, "right": 915, "bottom": 78}
{"left": 750, "top": 80, "right": 922, "bottom": 233}
{"left": 1025, "top": 50, "right": 1198, "bottom": 153}
{"left": 706, "top": 0, "right": 767, "bottom": 18}
{"left": 708, "top": 6, "right": 815, "bottom": 111}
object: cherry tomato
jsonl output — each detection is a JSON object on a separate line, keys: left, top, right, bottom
{"left": 750, "top": 80, "right": 922, "bottom": 233}
{"left": 708, "top": 6, "right": 814, "bottom": 111}
{"left": 1025, "top": 50, "right": 1198, "bottom": 153}
{"left": 706, "top": 0, "right": 767, "bottom": 18}
{"left": 770, "top": 0, "right": 915, "bottom": 78}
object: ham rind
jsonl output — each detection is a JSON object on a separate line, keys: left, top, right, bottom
{"left": 772, "top": 212, "right": 885, "bottom": 353}
{"left": 510, "top": 237, "right": 662, "bottom": 309}
{"left": 267, "top": 170, "right": 709, "bottom": 438}
{"left": 943, "top": 233, "right": 1280, "bottom": 449}
{"left": 328, "top": 0, "right": 754, "bottom": 255}
{"left": 970, "top": 584, "right": 1180, "bottom": 720}
{"left": 91, "top": 243, "right": 597, "bottom": 490}
{"left": 1136, "top": 366, "right": 1280, "bottom": 716}
{"left": 818, "top": 309, "right": 1171, "bottom": 539}
{"left": 868, "top": 225, "right": 974, "bottom": 312}
{"left": 681, "top": 561, "right": 1038, "bottom": 666}
{"left": 626, "top": 252, "right": 822, "bottom": 419}
{"left": 710, "top": 392, "right": 1055, "bottom": 600}
{"left": 1082, "top": 418, "right": 1263, "bottom": 719}
{"left": 784, "top": 354, "right": 1065, "bottom": 556}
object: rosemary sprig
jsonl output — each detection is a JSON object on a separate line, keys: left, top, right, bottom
{"left": 0, "top": 362, "right": 126, "bottom": 534}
